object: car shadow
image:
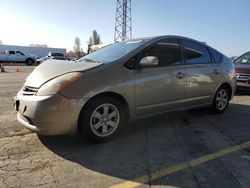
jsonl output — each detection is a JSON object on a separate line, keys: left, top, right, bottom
{"left": 235, "top": 87, "right": 250, "bottom": 96}
{"left": 38, "top": 103, "right": 250, "bottom": 187}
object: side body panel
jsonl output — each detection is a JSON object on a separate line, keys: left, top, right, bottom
{"left": 185, "top": 63, "right": 222, "bottom": 106}
{"left": 135, "top": 65, "right": 186, "bottom": 115}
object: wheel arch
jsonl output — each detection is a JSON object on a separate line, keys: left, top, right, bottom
{"left": 219, "top": 82, "right": 233, "bottom": 100}
{"left": 25, "top": 58, "right": 34, "bottom": 65}
{"left": 211, "top": 82, "right": 233, "bottom": 105}
{"left": 77, "top": 91, "right": 130, "bottom": 132}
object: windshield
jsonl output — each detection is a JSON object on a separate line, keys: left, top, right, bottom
{"left": 235, "top": 52, "right": 250, "bottom": 64}
{"left": 78, "top": 40, "right": 144, "bottom": 63}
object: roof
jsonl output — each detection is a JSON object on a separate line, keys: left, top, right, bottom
{"left": 128, "top": 35, "right": 207, "bottom": 46}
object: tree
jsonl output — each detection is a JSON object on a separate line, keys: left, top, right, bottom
{"left": 88, "top": 30, "right": 102, "bottom": 46}
{"left": 73, "top": 37, "right": 85, "bottom": 59}
{"left": 66, "top": 50, "right": 86, "bottom": 60}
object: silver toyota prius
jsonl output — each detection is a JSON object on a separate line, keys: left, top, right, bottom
{"left": 14, "top": 36, "right": 236, "bottom": 142}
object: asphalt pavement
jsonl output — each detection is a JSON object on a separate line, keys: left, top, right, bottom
{"left": 0, "top": 66, "right": 250, "bottom": 188}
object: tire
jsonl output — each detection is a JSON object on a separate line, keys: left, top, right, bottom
{"left": 211, "top": 86, "right": 230, "bottom": 114}
{"left": 26, "top": 59, "right": 34, "bottom": 65}
{"left": 78, "top": 97, "right": 125, "bottom": 143}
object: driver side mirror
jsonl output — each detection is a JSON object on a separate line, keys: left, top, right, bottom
{"left": 140, "top": 56, "right": 159, "bottom": 67}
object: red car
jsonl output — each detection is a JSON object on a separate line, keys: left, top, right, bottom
{"left": 234, "top": 51, "right": 250, "bottom": 88}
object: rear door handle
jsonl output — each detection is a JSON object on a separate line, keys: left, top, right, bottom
{"left": 176, "top": 72, "right": 185, "bottom": 79}
{"left": 213, "top": 69, "right": 221, "bottom": 75}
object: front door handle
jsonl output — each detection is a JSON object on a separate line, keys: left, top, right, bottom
{"left": 176, "top": 72, "right": 185, "bottom": 79}
{"left": 213, "top": 69, "right": 221, "bottom": 75}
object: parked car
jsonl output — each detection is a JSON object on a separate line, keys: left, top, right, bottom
{"left": 37, "top": 52, "right": 66, "bottom": 63}
{"left": 13, "top": 36, "right": 236, "bottom": 142}
{"left": 0, "top": 50, "right": 36, "bottom": 65}
{"left": 233, "top": 51, "right": 250, "bottom": 88}
{"left": 48, "top": 52, "right": 66, "bottom": 60}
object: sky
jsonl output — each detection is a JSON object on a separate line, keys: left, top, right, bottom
{"left": 0, "top": 0, "right": 249, "bottom": 56}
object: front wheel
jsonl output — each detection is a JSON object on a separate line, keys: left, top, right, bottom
{"left": 78, "top": 97, "right": 125, "bottom": 143}
{"left": 211, "top": 86, "right": 230, "bottom": 114}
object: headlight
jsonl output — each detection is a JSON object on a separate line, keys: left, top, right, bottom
{"left": 36, "top": 72, "right": 82, "bottom": 96}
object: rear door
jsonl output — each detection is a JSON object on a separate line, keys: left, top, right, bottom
{"left": 135, "top": 38, "right": 187, "bottom": 115}
{"left": 8, "top": 51, "right": 17, "bottom": 61}
{"left": 183, "top": 40, "right": 221, "bottom": 106}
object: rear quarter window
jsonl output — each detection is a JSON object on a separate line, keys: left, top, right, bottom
{"left": 209, "top": 48, "right": 223, "bottom": 63}
{"left": 183, "top": 40, "right": 211, "bottom": 64}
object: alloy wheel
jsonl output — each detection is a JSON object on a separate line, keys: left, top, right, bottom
{"left": 215, "top": 88, "right": 228, "bottom": 111}
{"left": 90, "top": 103, "right": 120, "bottom": 137}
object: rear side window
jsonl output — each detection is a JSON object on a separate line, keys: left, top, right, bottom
{"left": 51, "top": 53, "right": 64, "bottom": 56}
{"left": 209, "top": 48, "right": 223, "bottom": 63}
{"left": 142, "top": 39, "right": 182, "bottom": 67}
{"left": 9, "top": 51, "right": 15, "bottom": 55}
{"left": 184, "top": 40, "right": 211, "bottom": 64}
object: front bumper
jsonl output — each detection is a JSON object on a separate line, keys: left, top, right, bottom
{"left": 236, "top": 73, "right": 250, "bottom": 88}
{"left": 13, "top": 92, "right": 87, "bottom": 135}
{"left": 236, "top": 81, "right": 250, "bottom": 88}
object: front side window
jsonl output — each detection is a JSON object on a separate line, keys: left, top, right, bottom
{"left": 16, "top": 51, "right": 24, "bottom": 55}
{"left": 184, "top": 40, "right": 211, "bottom": 64}
{"left": 141, "top": 39, "right": 182, "bottom": 67}
{"left": 235, "top": 52, "right": 250, "bottom": 64}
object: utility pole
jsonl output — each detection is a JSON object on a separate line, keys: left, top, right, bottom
{"left": 114, "top": 0, "right": 132, "bottom": 42}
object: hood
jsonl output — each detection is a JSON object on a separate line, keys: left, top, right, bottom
{"left": 37, "top": 56, "right": 49, "bottom": 61}
{"left": 25, "top": 60, "right": 103, "bottom": 88}
{"left": 27, "top": 54, "right": 36, "bottom": 58}
{"left": 235, "top": 64, "right": 250, "bottom": 74}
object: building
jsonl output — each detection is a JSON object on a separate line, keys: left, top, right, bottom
{"left": 0, "top": 44, "right": 66, "bottom": 58}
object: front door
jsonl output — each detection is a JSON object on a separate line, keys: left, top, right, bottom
{"left": 135, "top": 39, "right": 186, "bottom": 115}
{"left": 16, "top": 51, "right": 24, "bottom": 62}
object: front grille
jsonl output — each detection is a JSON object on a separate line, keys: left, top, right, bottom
{"left": 21, "top": 86, "right": 38, "bottom": 96}
{"left": 236, "top": 73, "right": 250, "bottom": 83}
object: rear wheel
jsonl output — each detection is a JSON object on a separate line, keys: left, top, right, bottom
{"left": 212, "top": 86, "right": 230, "bottom": 114}
{"left": 78, "top": 97, "right": 125, "bottom": 143}
{"left": 26, "top": 59, "right": 34, "bottom": 65}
